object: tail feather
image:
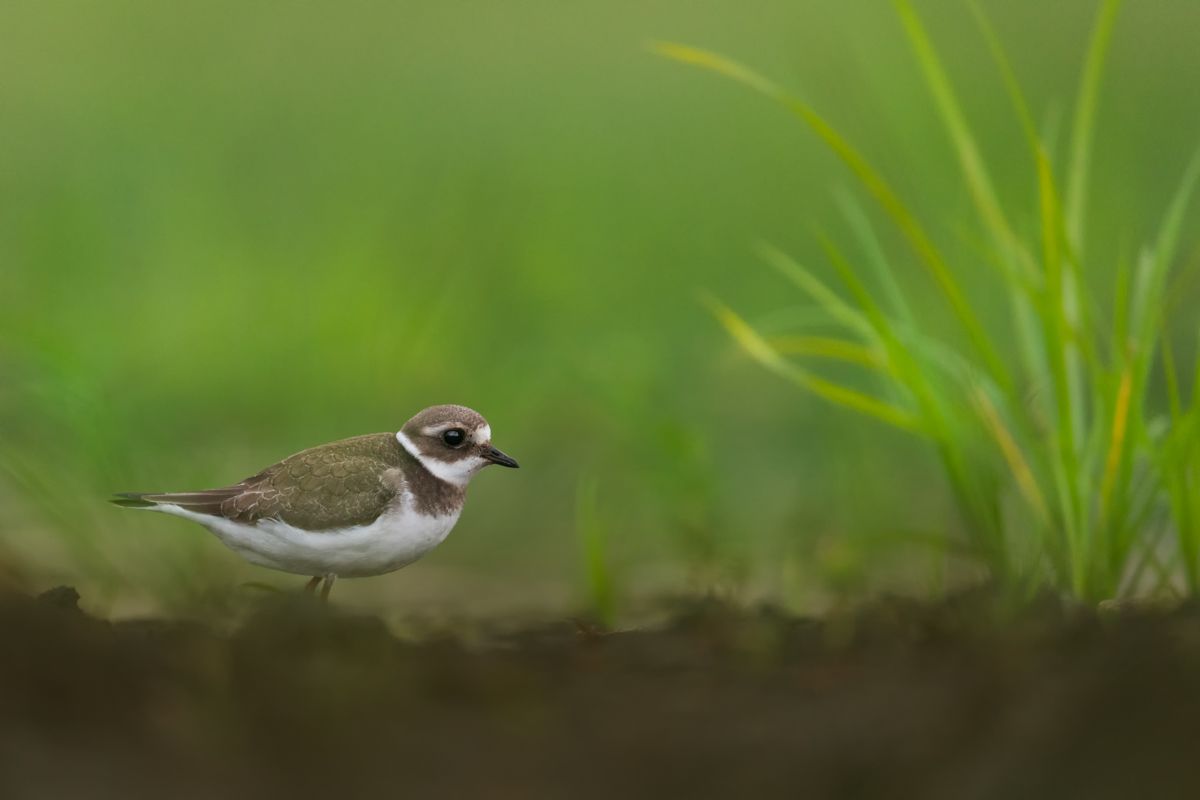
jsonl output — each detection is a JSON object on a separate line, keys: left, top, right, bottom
{"left": 110, "top": 492, "right": 159, "bottom": 509}
{"left": 110, "top": 488, "right": 239, "bottom": 515}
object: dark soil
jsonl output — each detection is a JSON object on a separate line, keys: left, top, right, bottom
{"left": 2, "top": 587, "right": 1200, "bottom": 799}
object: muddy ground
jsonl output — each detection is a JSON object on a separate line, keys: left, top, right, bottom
{"left": 2, "top": 587, "right": 1199, "bottom": 799}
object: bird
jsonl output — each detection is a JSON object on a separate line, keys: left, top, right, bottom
{"left": 111, "top": 404, "right": 519, "bottom": 599}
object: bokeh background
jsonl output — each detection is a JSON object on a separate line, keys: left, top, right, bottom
{"left": 2, "top": 0, "right": 1197, "bottom": 620}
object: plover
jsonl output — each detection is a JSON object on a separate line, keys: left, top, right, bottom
{"left": 112, "top": 404, "right": 518, "bottom": 599}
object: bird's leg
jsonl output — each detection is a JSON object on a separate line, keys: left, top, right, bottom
{"left": 320, "top": 573, "right": 336, "bottom": 602}
{"left": 304, "top": 576, "right": 322, "bottom": 593}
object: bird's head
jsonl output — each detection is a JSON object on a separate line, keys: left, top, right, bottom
{"left": 396, "top": 404, "right": 519, "bottom": 486}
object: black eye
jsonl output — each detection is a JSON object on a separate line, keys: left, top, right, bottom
{"left": 441, "top": 428, "right": 466, "bottom": 447}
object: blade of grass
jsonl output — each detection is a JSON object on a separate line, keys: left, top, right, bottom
{"left": 1065, "top": 0, "right": 1125, "bottom": 255}
{"left": 1035, "top": 134, "right": 1086, "bottom": 577}
{"left": 1133, "top": 150, "right": 1200, "bottom": 346}
{"left": 834, "top": 189, "right": 916, "bottom": 328}
{"left": 1098, "top": 362, "right": 1133, "bottom": 522}
{"left": 576, "top": 478, "right": 616, "bottom": 627}
{"left": 973, "top": 386, "right": 1051, "bottom": 527}
{"left": 757, "top": 242, "right": 874, "bottom": 338}
{"left": 766, "top": 335, "right": 886, "bottom": 370}
{"left": 971, "top": 0, "right": 1091, "bottom": 457}
{"left": 655, "top": 41, "right": 1010, "bottom": 390}
{"left": 702, "top": 294, "right": 925, "bottom": 433}
{"left": 893, "top": 0, "right": 1038, "bottom": 283}
{"left": 816, "top": 234, "right": 950, "bottom": 431}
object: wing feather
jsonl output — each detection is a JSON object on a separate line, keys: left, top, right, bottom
{"left": 112, "top": 433, "right": 406, "bottom": 531}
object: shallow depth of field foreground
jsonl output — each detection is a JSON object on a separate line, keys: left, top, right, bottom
{"left": 3, "top": 0, "right": 1200, "bottom": 796}
{"left": 6, "top": 587, "right": 1200, "bottom": 798}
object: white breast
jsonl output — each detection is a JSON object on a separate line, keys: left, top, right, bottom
{"left": 154, "top": 501, "right": 462, "bottom": 578}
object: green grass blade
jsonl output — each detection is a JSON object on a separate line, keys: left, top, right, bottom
{"left": 576, "top": 478, "right": 616, "bottom": 627}
{"left": 1098, "top": 364, "right": 1133, "bottom": 522}
{"left": 893, "top": 0, "right": 1037, "bottom": 283}
{"left": 703, "top": 295, "right": 925, "bottom": 433}
{"left": 834, "top": 189, "right": 916, "bottom": 327}
{"left": 766, "top": 335, "right": 886, "bottom": 370}
{"left": 655, "top": 41, "right": 1010, "bottom": 390}
{"left": 1034, "top": 139, "right": 1085, "bottom": 542}
{"left": 1130, "top": 150, "right": 1200, "bottom": 360}
{"left": 973, "top": 386, "right": 1051, "bottom": 527}
{"left": 1162, "top": 335, "right": 1182, "bottom": 423}
{"left": 967, "top": 1, "right": 1039, "bottom": 145}
{"left": 756, "top": 242, "right": 874, "bottom": 337}
{"left": 815, "top": 235, "right": 953, "bottom": 431}
{"left": 1065, "top": 0, "right": 1125, "bottom": 254}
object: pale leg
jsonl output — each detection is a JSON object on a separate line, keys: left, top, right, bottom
{"left": 320, "top": 573, "right": 336, "bottom": 602}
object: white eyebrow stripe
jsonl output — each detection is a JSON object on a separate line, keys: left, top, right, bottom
{"left": 476, "top": 424, "right": 492, "bottom": 442}
{"left": 396, "top": 430, "right": 422, "bottom": 459}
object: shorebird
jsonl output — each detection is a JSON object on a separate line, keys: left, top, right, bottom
{"left": 112, "top": 404, "right": 518, "bottom": 599}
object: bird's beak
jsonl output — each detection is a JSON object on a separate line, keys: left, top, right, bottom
{"left": 483, "top": 445, "right": 520, "bottom": 468}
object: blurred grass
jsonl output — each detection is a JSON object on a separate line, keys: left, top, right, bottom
{"left": 1, "top": 0, "right": 1199, "bottom": 615}
{"left": 664, "top": 0, "right": 1200, "bottom": 601}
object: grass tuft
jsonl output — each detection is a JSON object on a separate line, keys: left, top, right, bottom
{"left": 663, "top": 1, "right": 1199, "bottom": 601}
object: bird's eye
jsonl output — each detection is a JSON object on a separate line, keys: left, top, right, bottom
{"left": 441, "top": 428, "right": 466, "bottom": 448}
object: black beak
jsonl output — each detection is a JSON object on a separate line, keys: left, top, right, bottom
{"left": 483, "top": 446, "right": 520, "bottom": 469}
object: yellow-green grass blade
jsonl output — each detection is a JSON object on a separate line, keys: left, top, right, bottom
{"left": 1098, "top": 363, "right": 1133, "bottom": 526}
{"left": 815, "top": 235, "right": 953, "bottom": 438}
{"left": 766, "top": 335, "right": 886, "bottom": 371}
{"left": 972, "top": 386, "right": 1051, "bottom": 528}
{"left": 1065, "top": 0, "right": 1125, "bottom": 255}
{"left": 1094, "top": 253, "right": 1137, "bottom": 566}
{"left": 893, "top": 0, "right": 1037, "bottom": 283}
{"left": 655, "top": 41, "right": 1010, "bottom": 390}
{"left": 651, "top": 42, "right": 778, "bottom": 96}
{"left": 703, "top": 295, "right": 924, "bottom": 433}
{"left": 971, "top": 0, "right": 1092, "bottom": 451}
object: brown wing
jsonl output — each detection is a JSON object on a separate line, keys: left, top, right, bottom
{"left": 125, "top": 433, "right": 407, "bottom": 531}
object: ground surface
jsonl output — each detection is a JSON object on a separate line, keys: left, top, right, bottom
{"left": 2, "top": 587, "right": 1199, "bottom": 799}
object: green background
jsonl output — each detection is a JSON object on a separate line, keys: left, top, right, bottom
{"left": 2, "top": 0, "right": 1197, "bottom": 619}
